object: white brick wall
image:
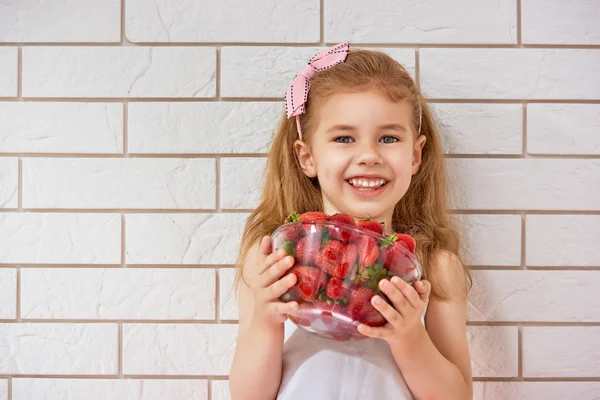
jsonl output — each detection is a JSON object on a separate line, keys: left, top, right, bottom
{"left": 0, "top": 1, "right": 598, "bottom": 399}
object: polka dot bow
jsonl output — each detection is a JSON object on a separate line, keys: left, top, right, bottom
{"left": 284, "top": 42, "right": 350, "bottom": 139}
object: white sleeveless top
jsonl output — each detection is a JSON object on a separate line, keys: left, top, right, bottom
{"left": 277, "top": 304, "right": 428, "bottom": 400}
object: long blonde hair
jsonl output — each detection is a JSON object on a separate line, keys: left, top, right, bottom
{"left": 234, "top": 48, "right": 471, "bottom": 300}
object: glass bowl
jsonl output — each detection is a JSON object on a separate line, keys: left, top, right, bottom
{"left": 271, "top": 219, "right": 422, "bottom": 341}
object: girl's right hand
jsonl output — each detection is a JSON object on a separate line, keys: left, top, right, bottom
{"left": 250, "top": 235, "right": 299, "bottom": 327}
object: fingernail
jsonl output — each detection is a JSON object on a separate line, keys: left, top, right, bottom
{"left": 372, "top": 296, "right": 381, "bottom": 305}
{"left": 391, "top": 276, "right": 401, "bottom": 284}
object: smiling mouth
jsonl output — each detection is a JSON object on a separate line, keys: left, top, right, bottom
{"left": 346, "top": 178, "right": 388, "bottom": 189}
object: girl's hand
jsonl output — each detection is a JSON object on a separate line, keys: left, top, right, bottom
{"left": 250, "top": 236, "right": 299, "bottom": 327}
{"left": 357, "top": 277, "right": 431, "bottom": 346}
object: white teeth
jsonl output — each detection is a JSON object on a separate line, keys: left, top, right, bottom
{"left": 348, "top": 178, "right": 386, "bottom": 188}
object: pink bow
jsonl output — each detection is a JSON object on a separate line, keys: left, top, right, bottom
{"left": 285, "top": 42, "right": 350, "bottom": 139}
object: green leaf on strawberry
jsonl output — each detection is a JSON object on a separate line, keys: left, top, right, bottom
{"left": 281, "top": 239, "right": 296, "bottom": 256}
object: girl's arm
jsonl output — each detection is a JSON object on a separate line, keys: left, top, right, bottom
{"left": 391, "top": 252, "right": 473, "bottom": 400}
{"left": 229, "top": 242, "right": 293, "bottom": 400}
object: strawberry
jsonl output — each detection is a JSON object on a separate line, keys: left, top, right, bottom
{"left": 380, "top": 242, "right": 416, "bottom": 277}
{"left": 347, "top": 287, "right": 378, "bottom": 320}
{"left": 327, "top": 213, "right": 356, "bottom": 242}
{"left": 290, "top": 266, "right": 328, "bottom": 302}
{"left": 357, "top": 218, "right": 385, "bottom": 235}
{"left": 281, "top": 223, "right": 305, "bottom": 243}
{"left": 354, "top": 235, "right": 379, "bottom": 267}
{"left": 316, "top": 240, "right": 358, "bottom": 279}
{"left": 381, "top": 233, "right": 416, "bottom": 254}
{"left": 294, "top": 236, "right": 320, "bottom": 265}
{"left": 352, "top": 263, "right": 389, "bottom": 292}
{"left": 361, "top": 309, "right": 386, "bottom": 327}
{"left": 325, "top": 277, "right": 349, "bottom": 299}
{"left": 287, "top": 211, "right": 329, "bottom": 236}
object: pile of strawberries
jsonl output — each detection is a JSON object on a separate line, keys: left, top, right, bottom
{"left": 273, "top": 211, "right": 419, "bottom": 341}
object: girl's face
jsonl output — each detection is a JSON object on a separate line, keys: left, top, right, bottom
{"left": 295, "top": 89, "right": 426, "bottom": 233}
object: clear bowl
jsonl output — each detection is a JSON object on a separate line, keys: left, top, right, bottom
{"left": 271, "top": 220, "right": 422, "bottom": 341}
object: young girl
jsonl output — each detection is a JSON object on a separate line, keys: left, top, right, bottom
{"left": 229, "top": 43, "right": 473, "bottom": 400}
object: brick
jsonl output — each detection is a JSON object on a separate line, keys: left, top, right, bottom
{"left": 0, "top": 323, "right": 117, "bottom": 374}
{"left": 522, "top": 0, "right": 600, "bottom": 45}
{"left": 326, "top": 0, "right": 516, "bottom": 44}
{"left": 219, "top": 268, "right": 239, "bottom": 320}
{"left": 430, "top": 103, "right": 522, "bottom": 155}
{"left": 420, "top": 49, "right": 600, "bottom": 99}
{"left": 0, "top": 48, "right": 17, "bottom": 97}
{"left": 0, "top": 0, "right": 120, "bottom": 42}
{"left": 447, "top": 159, "right": 600, "bottom": 211}
{"left": 128, "top": 102, "right": 280, "bottom": 154}
{"left": 523, "top": 327, "right": 600, "bottom": 377}
{"left": 453, "top": 215, "right": 521, "bottom": 266}
{"left": 0, "top": 269, "right": 16, "bottom": 319}
{"left": 0, "top": 213, "right": 120, "bottom": 264}
{"left": 528, "top": 104, "right": 600, "bottom": 155}
{"left": 222, "top": 47, "right": 321, "bottom": 98}
{"left": 22, "top": 47, "right": 216, "bottom": 98}
{"left": 473, "top": 382, "right": 600, "bottom": 400}
{"left": 0, "top": 380, "right": 6, "bottom": 400}
{"left": 527, "top": 215, "right": 600, "bottom": 267}
{"left": 0, "top": 102, "right": 123, "bottom": 153}
{"left": 467, "top": 326, "right": 518, "bottom": 377}
{"left": 220, "top": 158, "right": 266, "bottom": 209}
{"left": 0, "top": 158, "right": 18, "bottom": 208}
{"left": 222, "top": 46, "right": 416, "bottom": 98}
{"left": 123, "top": 324, "right": 237, "bottom": 375}
{"left": 22, "top": 158, "right": 216, "bottom": 209}
{"left": 126, "top": 213, "right": 248, "bottom": 265}
{"left": 468, "top": 270, "right": 600, "bottom": 322}
{"left": 212, "top": 380, "right": 231, "bottom": 400}
{"left": 21, "top": 268, "right": 216, "bottom": 320}
{"left": 13, "top": 379, "right": 208, "bottom": 400}
{"left": 126, "top": 0, "right": 319, "bottom": 43}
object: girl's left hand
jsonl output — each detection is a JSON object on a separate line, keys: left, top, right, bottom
{"left": 357, "top": 277, "right": 431, "bottom": 345}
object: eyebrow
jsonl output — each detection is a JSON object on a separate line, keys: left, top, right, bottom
{"left": 325, "top": 123, "right": 408, "bottom": 134}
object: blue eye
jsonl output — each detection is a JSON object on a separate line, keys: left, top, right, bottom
{"left": 334, "top": 136, "right": 353, "bottom": 143}
{"left": 381, "top": 136, "right": 399, "bottom": 143}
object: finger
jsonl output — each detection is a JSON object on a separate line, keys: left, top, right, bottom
{"left": 357, "top": 322, "right": 394, "bottom": 339}
{"left": 257, "top": 236, "right": 273, "bottom": 274}
{"left": 270, "top": 301, "right": 299, "bottom": 319}
{"left": 265, "top": 271, "right": 298, "bottom": 300}
{"left": 258, "top": 255, "right": 295, "bottom": 288}
{"left": 371, "top": 294, "right": 402, "bottom": 325}
{"left": 390, "top": 276, "right": 421, "bottom": 309}
{"left": 379, "top": 279, "right": 411, "bottom": 314}
{"left": 414, "top": 280, "right": 432, "bottom": 302}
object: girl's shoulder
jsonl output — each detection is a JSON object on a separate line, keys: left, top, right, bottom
{"left": 427, "top": 250, "right": 468, "bottom": 301}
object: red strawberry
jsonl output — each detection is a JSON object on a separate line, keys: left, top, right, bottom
{"left": 380, "top": 241, "right": 416, "bottom": 276}
{"left": 362, "top": 310, "right": 386, "bottom": 327}
{"left": 281, "top": 223, "right": 304, "bottom": 243}
{"left": 357, "top": 219, "right": 384, "bottom": 235}
{"left": 288, "top": 211, "right": 330, "bottom": 236}
{"left": 327, "top": 213, "right": 356, "bottom": 242}
{"left": 316, "top": 241, "right": 358, "bottom": 279}
{"left": 291, "top": 266, "right": 328, "bottom": 302}
{"left": 295, "top": 236, "right": 320, "bottom": 265}
{"left": 326, "top": 277, "right": 349, "bottom": 299}
{"left": 354, "top": 235, "right": 379, "bottom": 267}
{"left": 347, "top": 287, "right": 378, "bottom": 320}
{"left": 386, "top": 233, "right": 416, "bottom": 254}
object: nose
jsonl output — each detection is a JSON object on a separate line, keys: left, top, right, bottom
{"left": 354, "top": 141, "right": 383, "bottom": 166}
